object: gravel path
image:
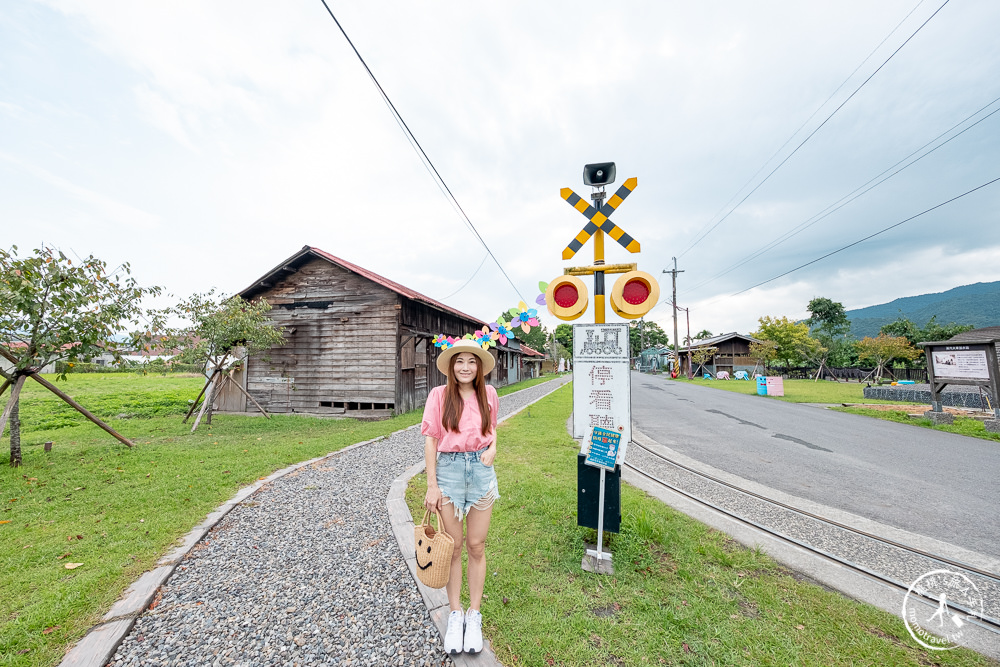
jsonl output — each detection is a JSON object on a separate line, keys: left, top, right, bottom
{"left": 110, "top": 376, "right": 570, "bottom": 667}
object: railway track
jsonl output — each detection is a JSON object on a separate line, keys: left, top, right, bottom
{"left": 624, "top": 439, "right": 1000, "bottom": 641}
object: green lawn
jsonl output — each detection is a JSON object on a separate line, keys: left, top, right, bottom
{"left": 497, "top": 372, "right": 567, "bottom": 397}
{"left": 666, "top": 375, "right": 920, "bottom": 405}
{"left": 407, "top": 385, "right": 992, "bottom": 666}
{"left": 664, "top": 375, "right": 1000, "bottom": 443}
{"left": 835, "top": 406, "right": 1000, "bottom": 443}
{"left": 0, "top": 372, "right": 561, "bottom": 667}
{"left": 9, "top": 372, "right": 205, "bottom": 432}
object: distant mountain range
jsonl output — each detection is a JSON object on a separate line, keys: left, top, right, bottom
{"left": 846, "top": 281, "right": 1000, "bottom": 339}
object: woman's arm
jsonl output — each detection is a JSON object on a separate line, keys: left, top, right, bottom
{"left": 481, "top": 384, "right": 499, "bottom": 466}
{"left": 423, "top": 435, "right": 442, "bottom": 511}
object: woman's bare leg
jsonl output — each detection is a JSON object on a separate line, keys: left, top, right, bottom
{"left": 464, "top": 503, "right": 493, "bottom": 611}
{"left": 438, "top": 501, "right": 465, "bottom": 611}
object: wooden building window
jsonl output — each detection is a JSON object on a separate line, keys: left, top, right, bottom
{"left": 401, "top": 337, "right": 415, "bottom": 370}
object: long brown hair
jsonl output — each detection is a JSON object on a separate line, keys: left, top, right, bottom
{"left": 442, "top": 353, "right": 492, "bottom": 436}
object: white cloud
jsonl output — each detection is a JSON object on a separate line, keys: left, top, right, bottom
{"left": 0, "top": 151, "right": 160, "bottom": 230}
{"left": 4, "top": 0, "right": 1000, "bottom": 333}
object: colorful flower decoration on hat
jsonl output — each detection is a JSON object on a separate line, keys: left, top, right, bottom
{"left": 471, "top": 326, "right": 498, "bottom": 350}
{"left": 489, "top": 318, "right": 515, "bottom": 346}
{"left": 507, "top": 301, "right": 540, "bottom": 334}
{"left": 432, "top": 334, "right": 457, "bottom": 350}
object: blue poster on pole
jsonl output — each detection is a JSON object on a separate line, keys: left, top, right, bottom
{"left": 585, "top": 426, "right": 622, "bottom": 471}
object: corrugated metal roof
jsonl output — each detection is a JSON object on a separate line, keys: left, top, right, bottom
{"left": 946, "top": 326, "right": 1000, "bottom": 343}
{"left": 687, "top": 331, "right": 761, "bottom": 348}
{"left": 240, "top": 245, "right": 487, "bottom": 327}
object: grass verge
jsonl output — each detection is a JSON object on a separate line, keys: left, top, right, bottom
{"left": 406, "top": 384, "right": 993, "bottom": 666}
{"left": 666, "top": 375, "right": 920, "bottom": 405}
{"left": 834, "top": 406, "right": 1000, "bottom": 443}
{"left": 0, "top": 373, "right": 559, "bottom": 667}
{"left": 497, "top": 373, "right": 567, "bottom": 397}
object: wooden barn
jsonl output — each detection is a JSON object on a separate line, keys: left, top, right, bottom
{"left": 219, "top": 245, "right": 526, "bottom": 418}
{"left": 680, "top": 332, "right": 760, "bottom": 376}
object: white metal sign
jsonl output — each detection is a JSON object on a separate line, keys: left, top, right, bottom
{"left": 573, "top": 322, "right": 631, "bottom": 464}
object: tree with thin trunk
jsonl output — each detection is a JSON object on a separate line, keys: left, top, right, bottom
{"left": 753, "top": 315, "right": 815, "bottom": 370}
{"left": 748, "top": 340, "right": 778, "bottom": 377}
{"left": 690, "top": 346, "right": 719, "bottom": 378}
{"left": 1, "top": 246, "right": 161, "bottom": 466}
{"left": 855, "top": 334, "right": 921, "bottom": 384}
{"left": 169, "top": 291, "right": 285, "bottom": 431}
{"left": 805, "top": 297, "right": 852, "bottom": 380}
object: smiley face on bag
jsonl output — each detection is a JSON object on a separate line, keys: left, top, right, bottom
{"left": 416, "top": 537, "right": 436, "bottom": 571}
{"left": 414, "top": 510, "right": 454, "bottom": 588}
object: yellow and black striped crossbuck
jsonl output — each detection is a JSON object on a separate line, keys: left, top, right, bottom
{"left": 560, "top": 177, "right": 640, "bottom": 260}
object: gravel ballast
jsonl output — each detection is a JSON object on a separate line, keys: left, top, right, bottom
{"left": 108, "top": 377, "right": 570, "bottom": 667}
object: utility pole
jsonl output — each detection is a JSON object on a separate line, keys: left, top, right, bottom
{"left": 677, "top": 305, "right": 692, "bottom": 378}
{"left": 663, "top": 258, "right": 684, "bottom": 376}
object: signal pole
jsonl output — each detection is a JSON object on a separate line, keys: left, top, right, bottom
{"left": 663, "top": 258, "right": 684, "bottom": 375}
{"left": 592, "top": 187, "right": 607, "bottom": 324}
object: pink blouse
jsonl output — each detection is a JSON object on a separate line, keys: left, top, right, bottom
{"left": 420, "top": 384, "right": 499, "bottom": 452}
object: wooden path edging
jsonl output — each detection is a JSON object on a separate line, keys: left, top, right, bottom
{"left": 58, "top": 375, "right": 572, "bottom": 667}
{"left": 387, "top": 375, "right": 573, "bottom": 667}
{"left": 56, "top": 433, "right": 391, "bottom": 667}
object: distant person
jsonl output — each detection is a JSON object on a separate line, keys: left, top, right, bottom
{"left": 422, "top": 339, "right": 500, "bottom": 655}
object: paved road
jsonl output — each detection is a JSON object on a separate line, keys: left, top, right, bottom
{"left": 630, "top": 372, "right": 1000, "bottom": 559}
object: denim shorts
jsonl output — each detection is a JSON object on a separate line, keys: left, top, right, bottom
{"left": 436, "top": 449, "right": 500, "bottom": 520}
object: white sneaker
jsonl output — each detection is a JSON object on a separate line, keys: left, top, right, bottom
{"left": 444, "top": 608, "right": 464, "bottom": 655}
{"left": 464, "top": 608, "right": 483, "bottom": 654}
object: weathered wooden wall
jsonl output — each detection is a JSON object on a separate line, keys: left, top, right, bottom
{"left": 245, "top": 258, "right": 399, "bottom": 416}
{"left": 397, "top": 299, "right": 486, "bottom": 414}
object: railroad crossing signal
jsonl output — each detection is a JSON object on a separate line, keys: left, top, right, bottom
{"left": 609, "top": 271, "right": 660, "bottom": 320}
{"left": 545, "top": 275, "right": 589, "bottom": 321}
{"left": 548, "top": 171, "right": 658, "bottom": 323}
{"left": 561, "top": 177, "right": 640, "bottom": 260}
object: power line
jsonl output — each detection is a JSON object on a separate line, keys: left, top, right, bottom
{"left": 685, "top": 94, "right": 1000, "bottom": 295}
{"left": 730, "top": 175, "right": 1000, "bottom": 297}
{"left": 437, "top": 252, "right": 489, "bottom": 301}
{"left": 316, "top": 0, "right": 526, "bottom": 303}
{"left": 678, "top": 0, "right": 950, "bottom": 259}
{"left": 691, "top": 0, "right": 931, "bottom": 243}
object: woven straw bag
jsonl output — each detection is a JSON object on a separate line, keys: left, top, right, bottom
{"left": 414, "top": 509, "right": 454, "bottom": 589}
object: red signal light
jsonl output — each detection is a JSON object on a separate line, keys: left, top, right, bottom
{"left": 622, "top": 279, "right": 651, "bottom": 305}
{"left": 545, "top": 275, "right": 588, "bottom": 321}
{"left": 554, "top": 282, "right": 580, "bottom": 308}
{"left": 610, "top": 271, "right": 659, "bottom": 319}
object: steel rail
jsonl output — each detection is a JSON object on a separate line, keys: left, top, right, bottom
{"left": 625, "top": 440, "right": 1000, "bottom": 635}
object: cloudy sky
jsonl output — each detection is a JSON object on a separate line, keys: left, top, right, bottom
{"left": 3, "top": 0, "right": 999, "bottom": 341}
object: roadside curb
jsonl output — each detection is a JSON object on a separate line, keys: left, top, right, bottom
{"left": 625, "top": 427, "right": 1000, "bottom": 661}
{"left": 57, "top": 432, "right": 394, "bottom": 667}
{"left": 386, "top": 375, "right": 573, "bottom": 667}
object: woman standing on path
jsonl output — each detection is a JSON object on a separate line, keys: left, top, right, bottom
{"left": 421, "top": 339, "right": 500, "bottom": 655}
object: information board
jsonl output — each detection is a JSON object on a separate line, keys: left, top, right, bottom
{"left": 573, "top": 323, "right": 631, "bottom": 464}
{"left": 930, "top": 347, "right": 990, "bottom": 381}
{"left": 584, "top": 426, "right": 622, "bottom": 471}
{"left": 765, "top": 376, "right": 784, "bottom": 396}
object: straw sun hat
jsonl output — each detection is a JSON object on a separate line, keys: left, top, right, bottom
{"left": 436, "top": 338, "right": 496, "bottom": 376}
